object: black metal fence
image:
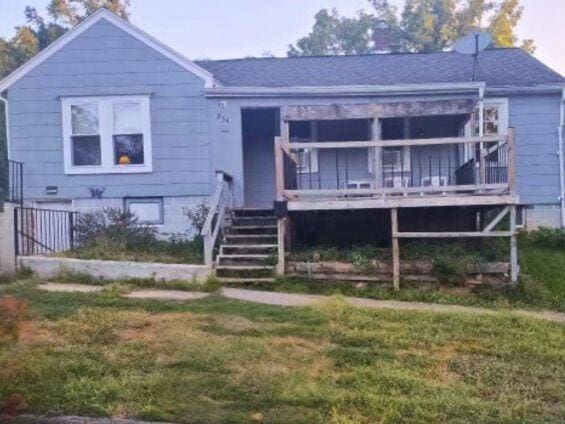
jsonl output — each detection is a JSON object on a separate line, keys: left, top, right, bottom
{"left": 290, "top": 142, "right": 509, "bottom": 191}
{"left": 15, "top": 207, "right": 80, "bottom": 256}
{"left": 1, "top": 160, "right": 23, "bottom": 205}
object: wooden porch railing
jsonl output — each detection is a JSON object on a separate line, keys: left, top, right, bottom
{"left": 201, "top": 171, "right": 234, "bottom": 266}
{"left": 275, "top": 128, "right": 516, "bottom": 200}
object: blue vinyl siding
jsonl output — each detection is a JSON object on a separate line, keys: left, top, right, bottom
{"left": 8, "top": 18, "right": 212, "bottom": 200}
{"left": 509, "top": 94, "right": 562, "bottom": 205}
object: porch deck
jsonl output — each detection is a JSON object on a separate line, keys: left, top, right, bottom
{"left": 275, "top": 129, "right": 517, "bottom": 211}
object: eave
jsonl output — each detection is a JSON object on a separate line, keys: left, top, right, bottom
{"left": 203, "top": 82, "right": 486, "bottom": 98}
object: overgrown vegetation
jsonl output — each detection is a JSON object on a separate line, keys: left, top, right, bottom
{"left": 289, "top": 239, "right": 508, "bottom": 284}
{"left": 268, "top": 234, "right": 564, "bottom": 312}
{"left": 0, "top": 280, "right": 563, "bottom": 423}
{"left": 184, "top": 201, "right": 210, "bottom": 235}
{"left": 523, "top": 226, "right": 565, "bottom": 249}
{"left": 62, "top": 208, "right": 203, "bottom": 264}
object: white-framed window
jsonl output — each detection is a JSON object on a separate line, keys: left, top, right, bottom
{"left": 473, "top": 98, "right": 509, "bottom": 137}
{"left": 296, "top": 148, "right": 319, "bottom": 173}
{"left": 62, "top": 95, "right": 152, "bottom": 174}
{"left": 124, "top": 197, "right": 163, "bottom": 225}
{"left": 465, "top": 98, "right": 509, "bottom": 161}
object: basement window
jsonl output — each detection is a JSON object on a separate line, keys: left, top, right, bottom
{"left": 124, "top": 197, "right": 163, "bottom": 225}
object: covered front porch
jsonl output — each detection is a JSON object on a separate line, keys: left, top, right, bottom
{"left": 272, "top": 98, "right": 516, "bottom": 210}
{"left": 205, "top": 90, "right": 520, "bottom": 287}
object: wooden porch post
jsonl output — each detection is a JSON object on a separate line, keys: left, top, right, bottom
{"left": 371, "top": 118, "right": 382, "bottom": 189}
{"left": 274, "top": 136, "right": 285, "bottom": 201}
{"left": 507, "top": 127, "right": 517, "bottom": 193}
{"left": 391, "top": 208, "right": 400, "bottom": 291}
{"left": 510, "top": 204, "right": 518, "bottom": 285}
{"left": 277, "top": 217, "right": 285, "bottom": 275}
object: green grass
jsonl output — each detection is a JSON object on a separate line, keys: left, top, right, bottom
{"left": 60, "top": 237, "right": 204, "bottom": 265}
{"left": 0, "top": 280, "right": 563, "bottom": 423}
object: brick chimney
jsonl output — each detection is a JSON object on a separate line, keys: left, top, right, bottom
{"left": 373, "top": 19, "right": 392, "bottom": 54}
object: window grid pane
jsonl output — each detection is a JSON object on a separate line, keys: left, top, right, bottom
{"left": 114, "top": 134, "right": 145, "bottom": 165}
{"left": 71, "top": 104, "right": 99, "bottom": 135}
{"left": 72, "top": 135, "right": 101, "bottom": 166}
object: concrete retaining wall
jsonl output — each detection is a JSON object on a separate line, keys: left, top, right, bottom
{"left": 287, "top": 260, "right": 510, "bottom": 286}
{"left": 0, "top": 203, "right": 16, "bottom": 273}
{"left": 19, "top": 256, "right": 212, "bottom": 283}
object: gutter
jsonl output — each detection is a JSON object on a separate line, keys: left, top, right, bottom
{"left": 559, "top": 88, "right": 565, "bottom": 227}
{"left": 204, "top": 82, "right": 486, "bottom": 98}
{"left": 486, "top": 84, "right": 565, "bottom": 96}
{"left": 0, "top": 92, "right": 10, "bottom": 161}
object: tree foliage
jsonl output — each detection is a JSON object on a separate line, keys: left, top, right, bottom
{"left": 288, "top": 9, "right": 375, "bottom": 57}
{"left": 288, "top": 0, "right": 535, "bottom": 56}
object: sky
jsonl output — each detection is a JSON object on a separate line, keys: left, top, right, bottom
{"left": 0, "top": 0, "right": 563, "bottom": 75}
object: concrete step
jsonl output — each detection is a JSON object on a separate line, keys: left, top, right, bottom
{"left": 231, "top": 216, "right": 277, "bottom": 226}
{"left": 232, "top": 208, "right": 274, "bottom": 218}
{"left": 221, "top": 244, "right": 278, "bottom": 255}
{"left": 218, "top": 277, "right": 276, "bottom": 284}
{"left": 217, "top": 254, "right": 275, "bottom": 266}
{"left": 216, "top": 265, "right": 276, "bottom": 278}
{"left": 223, "top": 234, "right": 277, "bottom": 244}
{"left": 227, "top": 225, "right": 277, "bottom": 235}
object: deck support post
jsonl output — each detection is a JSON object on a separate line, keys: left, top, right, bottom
{"left": 371, "top": 118, "right": 382, "bottom": 189}
{"left": 277, "top": 217, "right": 286, "bottom": 275}
{"left": 274, "top": 137, "right": 285, "bottom": 201}
{"left": 390, "top": 208, "right": 400, "bottom": 291}
{"left": 510, "top": 205, "right": 518, "bottom": 285}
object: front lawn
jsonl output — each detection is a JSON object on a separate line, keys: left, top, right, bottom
{"left": 1, "top": 280, "right": 563, "bottom": 423}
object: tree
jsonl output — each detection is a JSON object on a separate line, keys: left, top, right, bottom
{"left": 288, "top": 0, "right": 535, "bottom": 56}
{"left": 288, "top": 9, "right": 375, "bottom": 56}
{"left": 0, "top": 1, "right": 131, "bottom": 197}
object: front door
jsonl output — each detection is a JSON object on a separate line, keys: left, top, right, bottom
{"left": 242, "top": 108, "right": 280, "bottom": 208}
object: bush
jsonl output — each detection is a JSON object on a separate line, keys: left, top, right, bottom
{"left": 525, "top": 227, "right": 565, "bottom": 250}
{"left": 0, "top": 296, "right": 28, "bottom": 341}
{"left": 184, "top": 201, "right": 210, "bottom": 236}
{"left": 432, "top": 255, "right": 468, "bottom": 285}
{"left": 75, "top": 207, "right": 157, "bottom": 248}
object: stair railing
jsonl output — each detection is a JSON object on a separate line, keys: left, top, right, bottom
{"left": 202, "top": 171, "right": 234, "bottom": 266}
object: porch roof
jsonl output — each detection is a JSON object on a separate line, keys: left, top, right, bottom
{"left": 196, "top": 48, "right": 564, "bottom": 88}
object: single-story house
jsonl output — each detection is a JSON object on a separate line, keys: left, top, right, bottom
{"left": 1, "top": 8, "right": 564, "bottom": 283}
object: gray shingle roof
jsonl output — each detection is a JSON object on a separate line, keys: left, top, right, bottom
{"left": 196, "top": 48, "right": 564, "bottom": 88}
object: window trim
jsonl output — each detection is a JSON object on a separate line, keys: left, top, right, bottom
{"left": 464, "top": 97, "right": 509, "bottom": 161}
{"left": 62, "top": 95, "right": 152, "bottom": 175}
{"left": 124, "top": 197, "right": 164, "bottom": 225}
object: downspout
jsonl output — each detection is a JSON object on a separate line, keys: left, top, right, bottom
{"left": 558, "top": 88, "right": 565, "bottom": 227}
{"left": 0, "top": 92, "right": 10, "bottom": 161}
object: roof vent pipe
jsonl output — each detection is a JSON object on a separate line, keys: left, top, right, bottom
{"left": 558, "top": 88, "right": 565, "bottom": 228}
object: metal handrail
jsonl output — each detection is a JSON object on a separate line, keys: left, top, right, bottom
{"left": 1, "top": 160, "right": 23, "bottom": 205}
{"left": 202, "top": 171, "right": 234, "bottom": 266}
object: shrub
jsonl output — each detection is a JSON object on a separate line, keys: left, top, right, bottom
{"left": 525, "top": 227, "right": 565, "bottom": 250}
{"left": 433, "top": 255, "right": 468, "bottom": 285}
{"left": 75, "top": 207, "right": 157, "bottom": 248}
{"left": 0, "top": 296, "right": 28, "bottom": 341}
{"left": 184, "top": 201, "right": 210, "bottom": 236}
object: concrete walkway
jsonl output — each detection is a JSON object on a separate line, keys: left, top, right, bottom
{"left": 39, "top": 283, "right": 104, "bottom": 293}
{"left": 123, "top": 290, "right": 209, "bottom": 301}
{"left": 222, "top": 288, "right": 565, "bottom": 324}
{"left": 37, "top": 284, "right": 565, "bottom": 324}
